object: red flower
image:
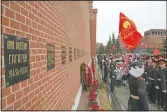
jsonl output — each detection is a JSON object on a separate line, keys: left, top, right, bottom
{"left": 93, "top": 80, "right": 98, "bottom": 85}
{"left": 91, "top": 104, "right": 99, "bottom": 110}
{"left": 89, "top": 88, "right": 97, "bottom": 97}
{"left": 89, "top": 94, "right": 97, "bottom": 101}
{"left": 92, "top": 80, "right": 99, "bottom": 88}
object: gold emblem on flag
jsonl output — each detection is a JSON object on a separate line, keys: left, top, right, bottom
{"left": 123, "top": 21, "right": 130, "bottom": 29}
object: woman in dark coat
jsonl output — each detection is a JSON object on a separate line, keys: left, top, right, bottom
{"left": 127, "top": 60, "right": 149, "bottom": 110}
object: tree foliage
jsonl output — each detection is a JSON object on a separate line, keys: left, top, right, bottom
{"left": 115, "top": 39, "right": 123, "bottom": 53}
{"left": 105, "top": 33, "right": 123, "bottom": 55}
{"left": 105, "top": 35, "right": 112, "bottom": 55}
{"left": 97, "top": 44, "right": 105, "bottom": 55}
{"left": 111, "top": 33, "right": 116, "bottom": 47}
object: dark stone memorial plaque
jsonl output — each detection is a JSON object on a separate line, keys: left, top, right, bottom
{"left": 69, "top": 47, "right": 72, "bottom": 61}
{"left": 74, "top": 49, "right": 76, "bottom": 60}
{"left": 3, "top": 33, "right": 30, "bottom": 87}
{"left": 47, "top": 43, "right": 55, "bottom": 70}
{"left": 61, "top": 46, "right": 66, "bottom": 64}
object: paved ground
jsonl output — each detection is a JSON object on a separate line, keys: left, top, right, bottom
{"left": 77, "top": 91, "right": 89, "bottom": 110}
{"left": 114, "top": 85, "right": 159, "bottom": 110}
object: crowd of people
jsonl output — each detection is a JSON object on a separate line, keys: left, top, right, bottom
{"left": 97, "top": 53, "right": 167, "bottom": 111}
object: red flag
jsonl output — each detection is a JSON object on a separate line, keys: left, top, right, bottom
{"left": 119, "top": 12, "right": 142, "bottom": 50}
{"left": 153, "top": 48, "right": 160, "bottom": 55}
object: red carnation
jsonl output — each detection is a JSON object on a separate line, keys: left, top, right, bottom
{"left": 89, "top": 94, "right": 97, "bottom": 101}
{"left": 89, "top": 88, "right": 97, "bottom": 97}
{"left": 91, "top": 104, "right": 99, "bottom": 110}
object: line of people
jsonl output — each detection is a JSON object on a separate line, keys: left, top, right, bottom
{"left": 144, "top": 54, "right": 167, "bottom": 110}
{"left": 97, "top": 53, "right": 167, "bottom": 110}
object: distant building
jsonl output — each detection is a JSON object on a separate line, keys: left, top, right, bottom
{"left": 142, "top": 29, "right": 167, "bottom": 49}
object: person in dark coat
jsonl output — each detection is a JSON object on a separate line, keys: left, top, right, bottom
{"left": 103, "top": 56, "right": 109, "bottom": 83}
{"left": 127, "top": 60, "right": 149, "bottom": 110}
{"left": 97, "top": 54, "right": 100, "bottom": 65}
{"left": 164, "top": 59, "right": 167, "bottom": 110}
{"left": 144, "top": 56, "right": 153, "bottom": 96}
{"left": 148, "top": 58, "right": 159, "bottom": 103}
{"left": 109, "top": 59, "right": 116, "bottom": 92}
{"left": 99, "top": 55, "right": 103, "bottom": 72}
{"left": 156, "top": 59, "right": 167, "bottom": 110}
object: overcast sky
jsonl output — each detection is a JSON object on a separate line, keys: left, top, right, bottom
{"left": 93, "top": 1, "right": 166, "bottom": 46}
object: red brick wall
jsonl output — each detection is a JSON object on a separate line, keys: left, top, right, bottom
{"left": 142, "top": 35, "right": 165, "bottom": 49}
{"left": 90, "top": 8, "right": 97, "bottom": 57}
{"left": 1, "top": 1, "right": 91, "bottom": 110}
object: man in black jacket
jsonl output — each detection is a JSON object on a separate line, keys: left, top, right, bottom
{"left": 109, "top": 59, "right": 116, "bottom": 92}
{"left": 165, "top": 59, "right": 167, "bottom": 110}
{"left": 148, "top": 58, "right": 159, "bottom": 103}
{"left": 144, "top": 56, "right": 152, "bottom": 96}
{"left": 103, "top": 56, "right": 109, "bottom": 83}
{"left": 99, "top": 55, "right": 103, "bottom": 72}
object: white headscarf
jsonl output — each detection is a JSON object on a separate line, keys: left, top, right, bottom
{"left": 129, "top": 66, "right": 144, "bottom": 78}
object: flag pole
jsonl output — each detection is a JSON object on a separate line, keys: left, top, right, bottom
{"left": 147, "top": 36, "right": 148, "bottom": 53}
{"left": 165, "top": 35, "right": 167, "bottom": 59}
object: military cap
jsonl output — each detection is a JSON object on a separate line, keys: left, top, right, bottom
{"left": 152, "top": 58, "right": 158, "bottom": 63}
{"left": 146, "top": 56, "right": 152, "bottom": 60}
{"left": 130, "top": 60, "right": 144, "bottom": 68}
{"left": 156, "top": 54, "right": 163, "bottom": 60}
{"left": 151, "top": 55, "right": 157, "bottom": 59}
{"left": 158, "top": 58, "right": 167, "bottom": 63}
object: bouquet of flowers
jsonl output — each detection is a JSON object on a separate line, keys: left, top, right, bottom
{"left": 92, "top": 80, "right": 99, "bottom": 89}
{"left": 89, "top": 87, "right": 97, "bottom": 97}
{"left": 89, "top": 93, "right": 97, "bottom": 101}
{"left": 91, "top": 104, "right": 104, "bottom": 110}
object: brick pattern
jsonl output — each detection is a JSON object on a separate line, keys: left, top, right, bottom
{"left": 90, "top": 9, "right": 97, "bottom": 57}
{"left": 1, "top": 1, "right": 91, "bottom": 110}
{"left": 142, "top": 29, "right": 167, "bottom": 49}
{"left": 142, "top": 35, "right": 165, "bottom": 48}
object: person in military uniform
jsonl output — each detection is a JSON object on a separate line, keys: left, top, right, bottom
{"left": 148, "top": 58, "right": 158, "bottom": 103}
{"left": 156, "top": 58, "right": 167, "bottom": 110}
{"left": 143, "top": 56, "right": 152, "bottom": 96}
{"left": 127, "top": 55, "right": 133, "bottom": 80}
{"left": 99, "top": 55, "right": 103, "bottom": 72}
{"left": 127, "top": 60, "right": 149, "bottom": 110}
{"left": 109, "top": 57, "right": 116, "bottom": 92}
{"left": 165, "top": 59, "right": 167, "bottom": 110}
{"left": 97, "top": 54, "right": 100, "bottom": 65}
{"left": 103, "top": 56, "right": 109, "bottom": 83}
